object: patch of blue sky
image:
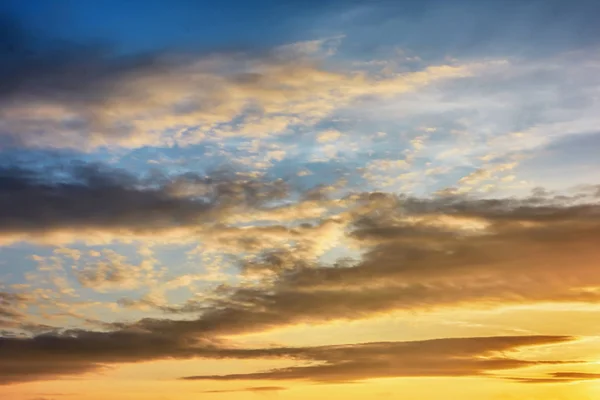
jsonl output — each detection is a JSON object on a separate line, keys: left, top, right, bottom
{"left": 0, "top": 244, "right": 50, "bottom": 287}
{"left": 0, "top": 148, "right": 115, "bottom": 174}
{"left": 512, "top": 131, "right": 600, "bottom": 192}
{"left": 7, "top": 0, "right": 600, "bottom": 71}
{"left": 3, "top": 0, "right": 342, "bottom": 56}
{"left": 151, "top": 242, "right": 201, "bottom": 272}
{"left": 321, "top": 0, "right": 600, "bottom": 62}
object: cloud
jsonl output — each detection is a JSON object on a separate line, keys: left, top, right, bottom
{"left": 119, "top": 190, "right": 600, "bottom": 339}
{"left": 0, "top": 163, "right": 288, "bottom": 246}
{"left": 316, "top": 129, "right": 342, "bottom": 143}
{"left": 3, "top": 185, "right": 598, "bottom": 385}
{"left": 73, "top": 250, "right": 159, "bottom": 293}
{"left": 2, "top": 2, "right": 600, "bottom": 396}
{"left": 333, "top": 0, "right": 600, "bottom": 58}
{"left": 350, "top": 50, "right": 600, "bottom": 194}
{"left": 7, "top": 178, "right": 600, "bottom": 334}
{"left": 182, "top": 335, "right": 572, "bottom": 383}
{"left": 53, "top": 248, "right": 81, "bottom": 261}
{"left": 202, "top": 386, "right": 287, "bottom": 394}
{"left": 509, "top": 372, "right": 600, "bottom": 384}
{"left": 0, "top": 14, "right": 485, "bottom": 151}
{"left": 0, "top": 333, "right": 572, "bottom": 385}
{"left": 0, "top": 291, "right": 31, "bottom": 325}
{"left": 0, "top": 329, "right": 230, "bottom": 384}
{"left": 2, "top": 172, "right": 600, "bottom": 385}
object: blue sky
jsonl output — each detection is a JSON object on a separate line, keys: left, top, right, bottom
{"left": 3, "top": 0, "right": 342, "bottom": 53}
{"left": 6, "top": 0, "right": 600, "bottom": 55}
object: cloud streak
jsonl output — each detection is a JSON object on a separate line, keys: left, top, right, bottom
{"left": 202, "top": 386, "right": 287, "bottom": 394}
{"left": 509, "top": 372, "right": 600, "bottom": 384}
{"left": 0, "top": 334, "right": 573, "bottom": 385}
{"left": 182, "top": 336, "right": 573, "bottom": 383}
{"left": 0, "top": 163, "right": 288, "bottom": 245}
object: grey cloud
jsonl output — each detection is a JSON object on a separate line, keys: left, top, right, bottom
{"left": 126, "top": 193, "right": 600, "bottom": 338}
{"left": 16, "top": 189, "right": 597, "bottom": 340}
{"left": 0, "top": 163, "right": 288, "bottom": 245}
{"left": 2, "top": 187, "right": 600, "bottom": 385}
{"left": 6, "top": 187, "right": 600, "bottom": 339}
{"left": 0, "top": 13, "right": 304, "bottom": 150}
{"left": 0, "top": 12, "right": 273, "bottom": 112}
{"left": 0, "top": 329, "right": 231, "bottom": 384}
{"left": 0, "top": 14, "right": 163, "bottom": 104}
{"left": 0, "top": 333, "right": 571, "bottom": 385}
{"left": 0, "top": 14, "right": 286, "bottom": 150}
{"left": 182, "top": 335, "right": 572, "bottom": 383}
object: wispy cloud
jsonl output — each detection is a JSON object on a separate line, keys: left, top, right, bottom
{"left": 202, "top": 386, "right": 287, "bottom": 394}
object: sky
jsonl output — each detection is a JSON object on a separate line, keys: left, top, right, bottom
{"left": 1, "top": 0, "right": 600, "bottom": 399}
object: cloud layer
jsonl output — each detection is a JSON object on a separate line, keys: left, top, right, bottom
{"left": 2, "top": 164, "right": 600, "bottom": 385}
{"left": 0, "top": 15, "right": 480, "bottom": 151}
{"left": 0, "top": 333, "right": 572, "bottom": 385}
{"left": 0, "top": 163, "right": 288, "bottom": 245}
